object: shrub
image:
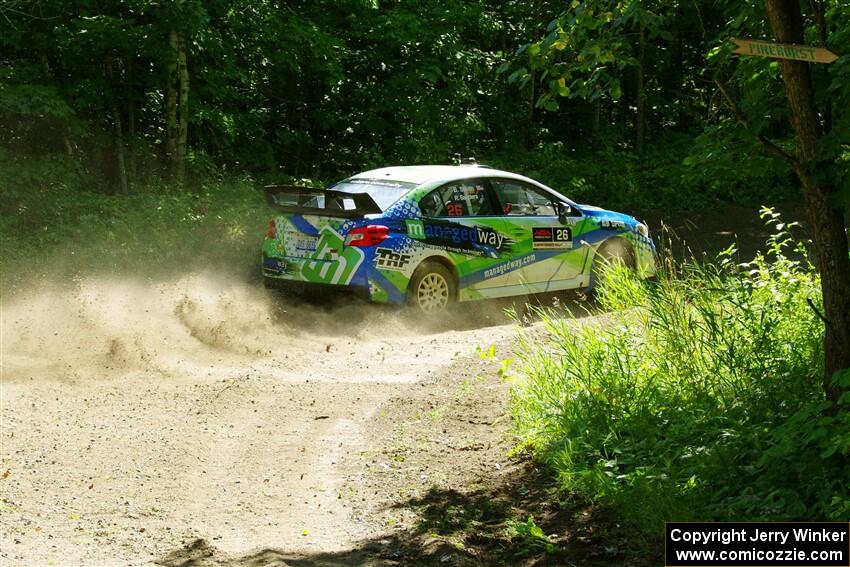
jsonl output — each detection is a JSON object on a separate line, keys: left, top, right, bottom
{"left": 0, "top": 174, "right": 271, "bottom": 289}
{"left": 510, "top": 210, "right": 850, "bottom": 532}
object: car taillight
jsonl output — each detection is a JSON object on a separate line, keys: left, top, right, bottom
{"left": 266, "top": 219, "right": 276, "bottom": 238}
{"left": 344, "top": 225, "right": 389, "bottom": 247}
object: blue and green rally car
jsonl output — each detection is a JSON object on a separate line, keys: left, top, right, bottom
{"left": 262, "top": 164, "right": 655, "bottom": 313}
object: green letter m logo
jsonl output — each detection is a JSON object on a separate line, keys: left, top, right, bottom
{"left": 406, "top": 219, "right": 425, "bottom": 240}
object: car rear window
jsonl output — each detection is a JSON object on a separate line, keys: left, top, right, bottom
{"left": 328, "top": 178, "right": 417, "bottom": 211}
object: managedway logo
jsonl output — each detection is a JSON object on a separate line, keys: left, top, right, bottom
{"left": 406, "top": 219, "right": 508, "bottom": 251}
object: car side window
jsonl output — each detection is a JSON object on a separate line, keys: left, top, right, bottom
{"left": 418, "top": 190, "right": 443, "bottom": 217}
{"left": 419, "top": 180, "right": 497, "bottom": 217}
{"left": 491, "top": 179, "right": 557, "bottom": 217}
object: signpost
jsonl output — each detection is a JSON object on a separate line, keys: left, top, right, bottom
{"left": 731, "top": 37, "right": 838, "bottom": 64}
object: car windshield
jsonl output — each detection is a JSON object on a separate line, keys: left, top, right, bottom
{"left": 328, "top": 178, "right": 417, "bottom": 211}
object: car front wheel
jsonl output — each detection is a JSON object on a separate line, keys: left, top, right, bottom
{"left": 587, "top": 237, "right": 636, "bottom": 293}
{"left": 408, "top": 262, "right": 456, "bottom": 314}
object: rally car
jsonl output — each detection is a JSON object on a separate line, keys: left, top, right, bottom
{"left": 262, "top": 164, "right": 655, "bottom": 313}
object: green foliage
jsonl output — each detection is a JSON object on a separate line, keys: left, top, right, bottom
{"left": 507, "top": 515, "right": 556, "bottom": 555}
{"left": 487, "top": 136, "right": 795, "bottom": 211}
{"left": 0, "top": 173, "right": 270, "bottom": 289}
{"left": 2, "top": 0, "right": 847, "bottom": 209}
{"left": 512, "top": 0, "right": 664, "bottom": 106}
{"left": 510, "top": 211, "right": 850, "bottom": 531}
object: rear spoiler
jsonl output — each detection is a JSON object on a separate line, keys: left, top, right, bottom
{"left": 263, "top": 185, "right": 382, "bottom": 218}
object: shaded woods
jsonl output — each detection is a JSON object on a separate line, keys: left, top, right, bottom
{"left": 4, "top": 1, "right": 845, "bottom": 198}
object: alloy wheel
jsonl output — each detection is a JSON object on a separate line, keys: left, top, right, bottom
{"left": 416, "top": 273, "right": 449, "bottom": 313}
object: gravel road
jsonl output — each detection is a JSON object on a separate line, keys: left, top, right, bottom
{"left": 1, "top": 274, "right": 527, "bottom": 565}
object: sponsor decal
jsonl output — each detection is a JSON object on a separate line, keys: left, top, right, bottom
{"left": 406, "top": 219, "right": 511, "bottom": 256}
{"left": 301, "top": 226, "right": 364, "bottom": 285}
{"left": 601, "top": 219, "right": 626, "bottom": 230}
{"left": 533, "top": 227, "right": 552, "bottom": 240}
{"left": 406, "top": 219, "right": 426, "bottom": 239}
{"left": 368, "top": 279, "right": 390, "bottom": 302}
{"left": 375, "top": 247, "right": 411, "bottom": 270}
{"left": 483, "top": 254, "right": 536, "bottom": 279}
{"left": 293, "top": 234, "right": 318, "bottom": 251}
{"left": 446, "top": 203, "right": 464, "bottom": 216}
{"left": 532, "top": 226, "right": 572, "bottom": 250}
{"left": 348, "top": 178, "right": 407, "bottom": 189}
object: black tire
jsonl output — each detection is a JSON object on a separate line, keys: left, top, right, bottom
{"left": 587, "top": 238, "right": 635, "bottom": 294}
{"left": 407, "top": 261, "right": 457, "bottom": 315}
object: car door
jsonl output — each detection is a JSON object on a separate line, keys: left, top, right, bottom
{"left": 415, "top": 178, "right": 514, "bottom": 297}
{"left": 489, "top": 178, "right": 589, "bottom": 292}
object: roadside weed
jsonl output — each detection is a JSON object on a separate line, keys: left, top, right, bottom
{"left": 510, "top": 211, "right": 850, "bottom": 531}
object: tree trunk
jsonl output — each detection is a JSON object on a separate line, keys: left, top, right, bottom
{"left": 635, "top": 23, "right": 646, "bottom": 158}
{"left": 525, "top": 0, "right": 541, "bottom": 150}
{"left": 675, "top": 29, "right": 686, "bottom": 130}
{"left": 495, "top": 1, "right": 508, "bottom": 149}
{"left": 175, "top": 32, "right": 189, "bottom": 185}
{"left": 106, "top": 58, "right": 128, "bottom": 195}
{"left": 165, "top": 29, "right": 179, "bottom": 178}
{"left": 764, "top": 0, "right": 850, "bottom": 402}
{"left": 808, "top": 0, "right": 831, "bottom": 133}
{"left": 113, "top": 104, "right": 129, "bottom": 195}
{"left": 42, "top": 55, "right": 73, "bottom": 156}
{"left": 126, "top": 56, "right": 136, "bottom": 179}
{"left": 592, "top": 99, "right": 601, "bottom": 145}
{"left": 526, "top": 69, "right": 535, "bottom": 149}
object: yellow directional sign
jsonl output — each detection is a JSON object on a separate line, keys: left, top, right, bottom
{"left": 731, "top": 38, "right": 838, "bottom": 64}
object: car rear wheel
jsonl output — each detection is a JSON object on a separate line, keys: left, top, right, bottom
{"left": 408, "top": 262, "right": 456, "bottom": 314}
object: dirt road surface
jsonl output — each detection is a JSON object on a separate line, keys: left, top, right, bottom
{"left": 1, "top": 274, "right": 537, "bottom": 566}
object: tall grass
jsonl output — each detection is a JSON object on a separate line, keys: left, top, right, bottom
{"left": 511, "top": 210, "right": 850, "bottom": 530}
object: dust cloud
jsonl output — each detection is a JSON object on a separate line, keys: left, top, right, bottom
{"left": 1, "top": 272, "right": 517, "bottom": 384}
{"left": 0, "top": 269, "right": 527, "bottom": 566}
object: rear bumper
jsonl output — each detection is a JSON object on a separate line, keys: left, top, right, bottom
{"left": 263, "top": 256, "right": 300, "bottom": 280}
{"left": 262, "top": 256, "right": 297, "bottom": 278}
{"left": 263, "top": 275, "right": 371, "bottom": 301}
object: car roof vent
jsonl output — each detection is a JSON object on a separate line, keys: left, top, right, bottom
{"left": 452, "top": 155, "right": 491, "bottom": 167}
{"left": 452, "top": 153, "right": 474, "bottom": 165}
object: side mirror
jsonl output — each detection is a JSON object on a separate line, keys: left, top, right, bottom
{"left": 557, "top": 202, "right": 572, "bottom": 223}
